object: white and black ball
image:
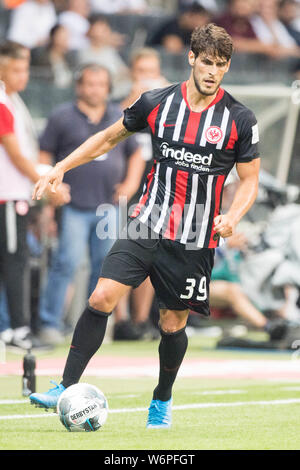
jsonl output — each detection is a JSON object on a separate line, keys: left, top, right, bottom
{"left": 57, "top": 383, "right": 108, "bottom": 432}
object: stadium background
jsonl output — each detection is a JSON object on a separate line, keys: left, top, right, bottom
{"left": 1, "top": 0, "right": 300, "bottom": 451}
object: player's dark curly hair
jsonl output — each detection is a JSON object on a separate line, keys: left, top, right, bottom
{"left": 190, "top": 23, "right": 233, "bottom": 61}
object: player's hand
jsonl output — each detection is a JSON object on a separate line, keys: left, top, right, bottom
{"left": 32, "top": 165, "right": 64, "bottom": 201}
{"left": 213, "top": 214, "right": 236, "bottom": 239}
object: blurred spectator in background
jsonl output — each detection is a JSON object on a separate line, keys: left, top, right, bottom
{"left": 209, "top": 232, "right": 289, "bottom": 341}
{"left": 291, "top": 0, "right": 300, "bottom": 31}
{"left": 90, "top": 0, "right": 149, "bottom": 15}
{"left": 214, "top": 0, "right": 258, "bottom": 41}
{"left": 178, "top": 0, "right": 219, "bottom": 14}
{"left": 3, "top": 0, "right": 27, "bottom": 7}
{"left": 7, "top": 0, "right": 57, "bottom": 49}
{"left": 121, "top": 47, "right": 169, "bottom": 109}
{"left": 215, "top": 0, "right": 300, "bottom": 59}
{"left": 82, "top": 13, "right": 127, "bottom": 50}
{"left": 147, "top": 3, "right": 210, "bottom": 54}
{"left": 214, "top": 0, "right": 282, "bottom": 57}
{"left": 52, "top": 0, "right": 68, "bottom": 12}
{"left": 77, "top": 15, "right": 129, "bottom": 100}
{"left": 278, "top": 0, "right": 300, "bottom": 45}
{"left": 0, "top": 40, "right": 69, "bottom": 349}
{"left": 31, "top": 24, "right": 77, "bottom": 88}
{"left": 0, "top": 286, "right": 9, "bottom": 335}
{"left": 58, "top": 0, "right": 90, "bottom": 50}
{"left": 37, "top": 63, "right": 145, "bottom": 345}
{"left": 250, "top": 0, "right": 300, "bottom": 59}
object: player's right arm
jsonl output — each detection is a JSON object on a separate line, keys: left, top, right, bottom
{"left": 32, "top": 117, "right": 134, "bottom": 200}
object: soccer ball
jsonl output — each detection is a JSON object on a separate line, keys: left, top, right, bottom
{"left": 57, "top": 383, "right": 108, "bottom": 432}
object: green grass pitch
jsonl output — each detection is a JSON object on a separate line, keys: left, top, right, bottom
{"left": 1, "top": 336, "right": 300, "bottom": 450}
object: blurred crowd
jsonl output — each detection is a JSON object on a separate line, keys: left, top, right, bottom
{"left": 2, "top": 0, "right": 300, "bottom": 88}
{"left": 1, "top": 0, "right": 300, "bottom": 351}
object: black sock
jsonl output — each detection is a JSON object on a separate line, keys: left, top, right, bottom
{"left": 61, "top": 305, "right": 111, "bottom": 388}
{"left": 153, "top": 326, "right": 188, "bottom": 402}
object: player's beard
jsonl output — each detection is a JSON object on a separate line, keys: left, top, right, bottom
{"left": 192, "top": 69, "right": 220, "bottom": 97}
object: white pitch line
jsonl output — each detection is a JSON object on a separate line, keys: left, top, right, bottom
{"left": 191, "top": 390, "right": 246, "bottom": 396}
{"left": 110, "top": 394, "right": 140, "bottom": 399}
{"left": 0, "top": 395, "right": 140, "bottom": 405}
{"left": 280, "top": 386, "right": 300, "bottom": 391}
{"left": 1, "top": 397, "right": 300, "bottom": 421}
{"left": 0, "top": 412, "right": 57, "bottom": 420}
{"left": 0, "top": 391, "right": 243, "bottom": 404}
{"left": 0, "top": 399, "right": 28, "bottom": 405}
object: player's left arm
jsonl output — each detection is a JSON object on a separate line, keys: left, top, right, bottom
{"left": 214, "top": 157, "right": 260, "bottom": 238}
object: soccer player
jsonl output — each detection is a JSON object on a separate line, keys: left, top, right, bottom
{"left": 29, "top": 24, "right": 260, "bottom": 428}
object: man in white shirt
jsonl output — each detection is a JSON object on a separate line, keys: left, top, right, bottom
{"left": 0, "top": 40, "right": 69, "bottom": 349}
{"left": 250, "top": 0, "right": 300, "bottom": 58}
{"left": 7, "top": 0, "right": 57, "bottom": 49}
{"left": 90, "top": 0, "right": 148, "bottom": 14}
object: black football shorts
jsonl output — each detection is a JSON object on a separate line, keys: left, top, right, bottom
{"left": 100, "top": 218, "right": 215, "bottom": 315}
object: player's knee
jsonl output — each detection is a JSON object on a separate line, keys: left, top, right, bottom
{"left": 88, "top": 287, "right": 116, "bottom": 313}
{"left": 159, "top": 317, "right": 187, "bottom": 334}
{"left": 160, "top": 324, "right": 182, "bottom": 335}
{"left": 159, "top": 309, "right": 189, "bottom": 334}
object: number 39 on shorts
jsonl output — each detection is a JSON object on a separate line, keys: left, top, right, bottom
{"left": 180, "top": 277, "right": 207, "bottom": 301}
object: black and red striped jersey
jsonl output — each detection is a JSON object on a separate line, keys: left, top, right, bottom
{"left": 123, "top": 81, "right": 260, "bottom": 249}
